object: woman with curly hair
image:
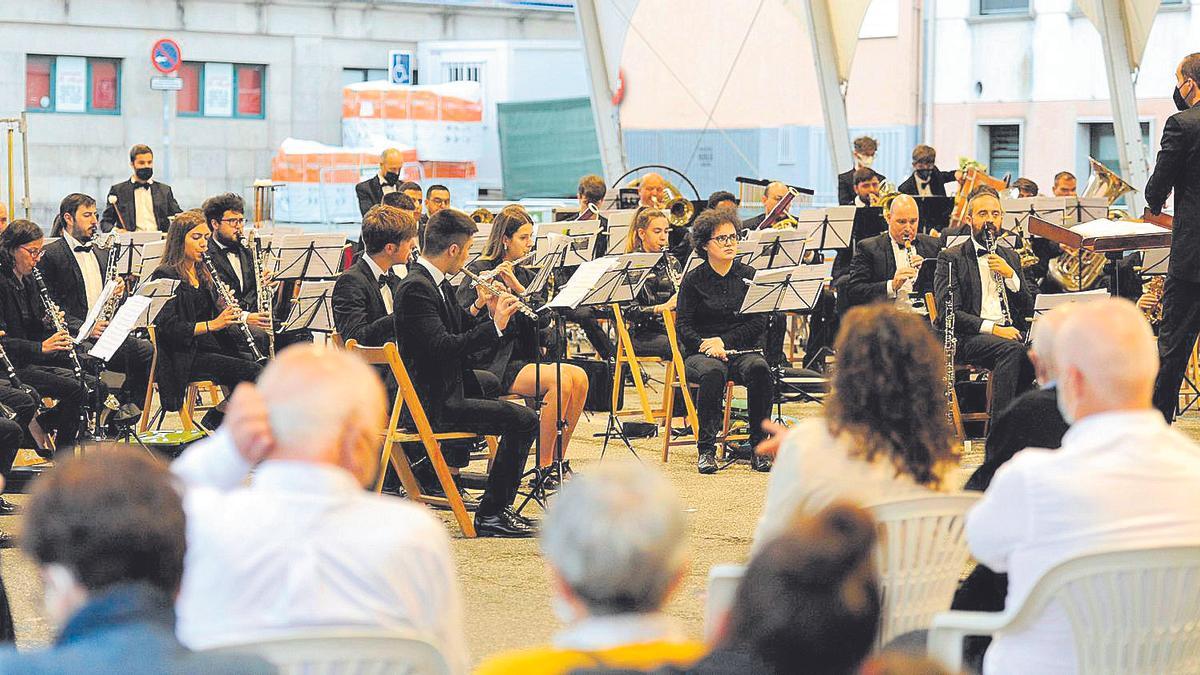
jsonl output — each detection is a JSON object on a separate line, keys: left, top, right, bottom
{"left": 752, "top": 303, "right": 959, "bottom": 551}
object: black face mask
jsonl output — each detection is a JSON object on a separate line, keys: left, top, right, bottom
{"left": 1174, "top": 84, "right": 1192, "bottom": 112}
{"left": 134, "top": 167, "right": 153, "bottom": 182}
{"left": 915, "top": 168, "right": 933, "bottom": 181}
{"left": 383, "top": 171, "right": 399, "bottom": 185}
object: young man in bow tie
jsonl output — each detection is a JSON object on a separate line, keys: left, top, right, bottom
{"left": 100, "top": 144, "right": 182, "bottom": 233}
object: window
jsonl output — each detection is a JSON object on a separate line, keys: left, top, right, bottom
{"left": 986, "top": 124, "right": 1021, "bottom": 179}
{"left": 443, "top": 62, "right": 483, "bottom": 83}
{"left": 777, "top": 126, "right": 796, "bottom": 165}
{"left": 979, "top": 0, "right": 1030, "bottom": 15}
{"left": 342, "top": 68, "right": 388, "bottom": 86}
{"left": 178, "top": 61, "right": 265, "bottom": 119}
{"left": 25, "top": 55, "right": 121, "bottom": 114}
{"left": 1088, "top": 121, "right": 1152, "bottom": 176}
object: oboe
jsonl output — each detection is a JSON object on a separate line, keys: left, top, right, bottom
{"left": 460, "top": 267, "right": 539, "bottom": 319}
{"left": 202, "top": 254, "right": 268, "bottom": 364}
{"left": 982, "top": 229, "right": 1014, "bottom": 328}
{"left": 245, "top": 231, "right": 275, "bottom": 359}
{"left": 943, "top": 259, "right": 957, "bottom": 424}
{"left": 30, "top": 268, "right": 84, "bottom": 379}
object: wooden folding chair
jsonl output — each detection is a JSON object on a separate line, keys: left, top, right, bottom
{"left": 609, "top": 303, "right": 673, "bottom": 423}
{"left": 138, "top": 326, "right": 224, "bottom": 434}
{"left": 344, "top": 339, "right": 490, "bottom": 538}
{"left": 926, "top": 293, "right": 992, "bottom": 438}
{"left": 658, "top": 309, "right": 744, "bottom": 463}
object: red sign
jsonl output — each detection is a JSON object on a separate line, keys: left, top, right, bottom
{"left": 151, "top": 39, "right": 182, "bottom": 75}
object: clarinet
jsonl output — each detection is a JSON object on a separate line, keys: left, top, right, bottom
{"left": 202, "top": 254, "right": 268, "bottom": 364}
{"left": 943, "top": 259, "right": 957, "bottom": 425}
{"left": 30, "top": 268, "right": 84, "bottom": 380}
{"left": 982, "top": 229, "right": 1014, "bottom": 328}
{"left": 245, "top": 231, "right": 275, "bottom": 359}
{"left": 97, "top": 234, "right": 124, "bottom": 323}
{"left": 0, "top": 339, "right": 38, "bottom": 420}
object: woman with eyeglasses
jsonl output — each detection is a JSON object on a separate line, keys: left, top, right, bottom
{"left": 0, "top": 219, "right": 103, "bottom": 451}
{"left": 622, "top": 208, "right": 679, "bottom": 359}
{"left": 677, "top": 209, "right": 773, "bottom": 474}
{"left": 149, "top": 210, "right": 262, "bottom": 430}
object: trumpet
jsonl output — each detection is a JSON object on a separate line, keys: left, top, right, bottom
{"left": 202, "top": 253, "right": 268, "bottom": 364}
{"left": 461, "top": 267, "right": 539, "bottom": 319}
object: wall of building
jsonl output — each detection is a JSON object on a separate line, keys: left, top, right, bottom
{"left": 0, "top": 0, "right": 577, "bottom": 223}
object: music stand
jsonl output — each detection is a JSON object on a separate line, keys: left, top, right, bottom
{"left": 601, "top": 209, "right": 638, "bottom": 255}
{"left": 525, "top": 235, "right": 571, "bottom": 298}
{"left": 135, "top": 240, "right": 167, "bottom": 279}
{"left": 274, "top": 233, "right": 347, "bottom": 281}
{"left": 796, "top": 206, "right": 855, "bottom": 252}
{"left": 112, "top": 232, "right": 165, "bottom": 276}
{"left": 1142, "top": 247, "right": 1170, "bottom": 276}
{"left": 282, "top": 280, "right": 336, "bottom": 334}
{"left": 739, "top": 228, "right": 810, "bottom": 271}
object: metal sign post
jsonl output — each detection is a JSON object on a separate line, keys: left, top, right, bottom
{"left": 151, "top": 39, "right": 182, "bottom": 184}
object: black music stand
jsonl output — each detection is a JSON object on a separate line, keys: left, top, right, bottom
{"left": 281, "top": 280, "right": 336, "bottom": 335}
{"left": 274, "top": 233, "right": 346, "bottom": 282}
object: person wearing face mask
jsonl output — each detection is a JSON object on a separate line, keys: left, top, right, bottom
{"left": 355, "top": 147, "right": 406, "bottom": 217}
{"left": 965, "top": 298, "right": 1200, "bottom": 675}
{"left": 898, "top": 144, "right": 961, "bottom": 198}
{"left": 933, "top": 184, "right": 1035, "bottom": 418}
{"left": 837, "top": 136, "right": 887, "bottom": 206}
{"left": 100, "top": 144, "right": 182, "bottom": 233}
{"left": 1147, "top": 52, "right": 1200, "bottom": 423}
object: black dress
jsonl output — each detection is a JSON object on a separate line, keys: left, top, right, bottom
{"left": 454, "top": 257, "right": 551, "bottom": 391}
{"left": 623, "top": 253, "right": 679, "bottom": 359}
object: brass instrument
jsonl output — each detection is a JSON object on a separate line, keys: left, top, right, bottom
{"left": 30, "top": 267, "right": 84, "bottom": 380}
{"left": 245, "top": 230, "right": 275, "bottom": 359}
{"left": 950, "top": 163, "right": 1010, "bottom": 229}
{"left": 460, "top": 266, "right": 539, "bottom": 319}
{"left": 659, "top": 196, "right": 694, "bottom": 228}
{"left": 1046, "top": 157, "right": 1134, "bottom": 291}
{"left": 1144, "top": 276, "right": 1165, "bottom": 326}
{"left": 202, "top": 253, "right": 268, "bottom": 364}
{"left": 470, "top": 207, "right": 494, "bottom": 225}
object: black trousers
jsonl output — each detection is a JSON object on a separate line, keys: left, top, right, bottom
{"left": 955, "top": 333, "right": 1034, "bottom": 417}
{"left": 105, "top": 336, "right": 154, "bottom": 402}
{"left": 190, "top": 351, "right": 263, "bottom": 391}
{"left": 630, "top": 331, "right": 672, "bottom": 360}
{"left": 1153, "top": 277, "right": 1200, "bottom": 422}
{"left": 805, "top": 289, "right": 839, "bottom": 370}
{"left": 19, "top": 365, "right": 103, "bottom": 448}
{"left": 438, "top": 396, "right": 537, "bottom": 517}
{"left": 685, "top": 352, "right": 773, "bottom": 455}
{"left": 0, "top": 385, "right": 34, "bottom": 482}
{"left": 563, "top": 307, "right": 614, "bottom": 361}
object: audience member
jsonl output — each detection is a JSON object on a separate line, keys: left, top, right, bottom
{"left": 476, "top": 462, "right": 703, "bottom": 674}
{"left": 753, "top": 304, "right": 958, "bottom": 551}
{"left": 0, "top": 449, "right": 274, "bottom": 673}
{"left": 966, "top": 298, "right": 1200, "bottom": 674}
{"left": 172, "top": 346, "right": 468, "bottom": 673}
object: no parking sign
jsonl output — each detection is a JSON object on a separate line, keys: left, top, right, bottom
{"left": 152, "top": 38, "right": 182, "bottom": 74}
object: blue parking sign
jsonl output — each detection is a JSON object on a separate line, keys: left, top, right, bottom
{"left": 388, "top": 51, "right": 413, "bottom": 85}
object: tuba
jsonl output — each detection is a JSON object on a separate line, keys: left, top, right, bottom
{"left": 1046, "top": 157, "right": 1134, "bottom": 292}
{"left": 662, "top": 196, "right": 695, "bottom": 228}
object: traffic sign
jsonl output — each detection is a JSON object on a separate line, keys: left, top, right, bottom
{"left": 152, "top": 39, "right": 182, "bottom": 75}
{"left": 388, "top": 50, "right": 413, "bottom": 85}
{"left": 150, "top": 76, "right": 183, "bottom": 91}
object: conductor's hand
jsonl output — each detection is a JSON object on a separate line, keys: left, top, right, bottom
{"left": 986, "top": 253, "right": 1015, "bottom": 280}
{"left": 41, "top": 331, "right": 73, "bottom": 353}
{"left": 494, "top": 294, "right": 519, "bottom": 332}
{"left": 226, "top": 382, "right": 274, "bottom": 466}
{"left": 209, "top": 306, "right": 241, "bottom": 331}
{"left": 992, "top": 325, "right": 1022, "bottom": 341}
{"left": 246, "top": 312, "right": 273, "bottom": 330}
{"left": 89, "top": 320, "right": 109, "bottom": 340}
{"left": 891, "top": 267, "right": 918, "bottom": 293}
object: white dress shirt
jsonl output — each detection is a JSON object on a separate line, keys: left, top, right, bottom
{"left": 211, "top": 237, "right": 245, "bottom": 290}
{"left": 363, "top": 254, "right": 393, "bottom": 314}
{"left": 966, "top": 409, "right": 1200, "bottom": 675}
{"left": 61, "top": 231, "right": 104, "bottom": 310}
{"left": 752, "top": 418, "right": 950, "bottom": 553}
{"left": 172, "top": 430, "right": 468, "bottom": 674}
{"left": 885, "top": 236, "right": 916, "bottom": 307}
{"left": 132, "top": 179, "right": 157, "bottom": 232}
{"left": 972, "top": 240, "right": 1020, "bottom": 335}
{"left": 379, "top": 172, "right": 398, "bottom": 197}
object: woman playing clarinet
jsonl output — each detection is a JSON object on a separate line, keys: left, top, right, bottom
{"left": 623, "top": 208, "right": 680, "bottom": 359}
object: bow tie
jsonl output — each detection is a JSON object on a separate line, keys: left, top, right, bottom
{"left": 134, "top": 183, "right": 151, "bottom": 190}
{"left": 73, "top": 245, "right": 93, "bottom": 253}
{"left": 975, "top": 244, "right": 992, "bottom": 258}
{"left": 377, "top": 275, "right": 390, "bottom": 288}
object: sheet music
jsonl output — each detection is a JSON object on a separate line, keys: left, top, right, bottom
{"left": 796, "top": 206, "right": 855, "bottom": 249}
{"left": 1142, "top": 247, "right": 1170, "bottom": 276}
{"left": 89, "top": 295, "right": 150, "bottom": 362}
{"left": 1069, "top": 219, "right": 1169, "bottom": 239}
{"left": 546, "top": 257, "right": 613, "bottom": 310}
{"left": 1032, "top": 289, "right": 1108, "bottom": 314}
{"left": 136, "top": 240, "right": 167, "bottom": 278}
{"left": 282, "top": 280, "right": 336, "bottom": 332}
{"left": 113, "top": 231, "right": 165, "bottom": 276}
{"left": 274, "top": 233, "right": 348, "bottom": 280}
{"left": 545, "top": 253, "right": 659, "bottom": 309}
{"left": 132, "top": 278, "right": 179, "bottom": 329}
{"left": 945, "top": 235, "right": 972, "bottom": 249}
{"left": 75, "top": 279, "right": 118, "bottom": 343}
{"left": 740, "top": 228, "right": 810, "bottom": 270}
{"left": 602, "top": 210, "right": 637, "bottom": 255}
{"left": 526, "top": 234, "right": 571, "bottom": 297}
{"left": 739, "top": 262, "right": 831, "bottom": 314}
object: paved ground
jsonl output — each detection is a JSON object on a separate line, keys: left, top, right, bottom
{"left": 2, "top": 386, "right": 1195, "bottom": 668}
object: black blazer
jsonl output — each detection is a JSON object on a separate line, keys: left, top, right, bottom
{"left": 100, "top": 180, "right": 182, "bottom": 233}
{"left": 207, "top": 241, "right": 258, "bottom": 309}
{"left": 149, "top": 267, "right": 240, "bottom": 411}
{"left": 841, "top": 232, "right": 940, "bottom": 309}
{"left": 355, "top": 176, "right": 385, "bottom": 217}
{"left": 933, "top": 238, "right": 1034, "bottom": 336}
{"left": 897, "top": 167, "right": 957, "bottom": 197}
{"left": 1145, "top": 105, "right": 1200, "bottom": 282}
{"left": 837, "top": 168, "right": 886, "bottom": 205}
{"left": 0, "top": 267, "right": 58, "bottom": 368}
{"left": 741, "top": 213, "right": 766, "bottom": 231}
{"left": 332, "top": 258, "right": 402, "bottom": 348}
{"left": 393, "top": 263, "right": 498, "bottom": 424}
{"left": 966, "top": 385, "right": 1067, "bottom": 491}
{"left": 37, "top": 238, "right": 112, "bottom": 332}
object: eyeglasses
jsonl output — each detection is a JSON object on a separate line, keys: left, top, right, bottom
{"left": 220, "top": 218, "right": 246, "bottom": 226}
{"left": 428, "top": 197, "right": 449, "bottom": 206}
{"left": 19, "top": 245, "right": 44, "bottom": 260}
{"left": 711, "top": 234, "right": 738, "bottom": 246}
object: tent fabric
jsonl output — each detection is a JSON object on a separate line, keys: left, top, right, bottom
{"left": 779, "top": 0, "right": 874, "bottom": 83}
{"left": 1075, "top": 0, "right": 1161, "bottom": 70}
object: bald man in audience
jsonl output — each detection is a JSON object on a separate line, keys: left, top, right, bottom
{"left": 172, "top": 346, "right": 468, "bottom": 673}
{"left": 355, "top": 148, "right": 406, "bottom": 216}
{"left": 742, "top": 181, "right": 788, "bottom": 230}
{"left": 965, "top": 298, "right": 1200, "bottom": 675}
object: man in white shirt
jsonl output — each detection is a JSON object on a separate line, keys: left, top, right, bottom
{"left": 100, "top": 144, "right": 182, "bottom": 232}
{"left": 933, "top": 184, "right": 1035, "bottom": 415}
{"left": 966, "top": 298, "right": 1200, "bottom": 674}
{"left": 841, "top": 193, "right": 940, "bottom": 311}
{"left": 172, "top": 345, "right": 469, "bottom": 673}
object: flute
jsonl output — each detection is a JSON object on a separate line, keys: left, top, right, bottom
{"left": 460, "top": 267, "right": 539, "bottom": 319}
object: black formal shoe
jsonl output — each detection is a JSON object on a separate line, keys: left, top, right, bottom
{"left": 0, "top": 531, "right": 14, "bottom": 549}
{"left": 475, "top": 510, "right": 536, "bottom": 538}
{"left": 726, "top": 442, "right": 753, "bottom": 461}
{"left": 504, "top": 507, "right": 540, "bottom": 529}
{"left": 751, "top": 453, "right": 773, "bottom": 473}
{"left": 697, "top": 451, "right": 718, "bottom": 475}
{"left": 456, "top": 488, "right": 480, "bottom": 512}
{"left": 0, "top": 497, "right": 19, "bottom": 516}
{"left": 112, "top": 402, "right": 142, "bottom": 425}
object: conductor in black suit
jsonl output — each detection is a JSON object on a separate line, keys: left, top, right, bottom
{"left": 897, "top": 144, "right": 960, "bottom": 197}
{"left": 332, "top": 205, "right": 415, "bottom": 347}
{"left": 841, "top": 193, "right": 940, "bottom": 311}
{"left": 393, "top": 209, "right": 537, "bottom": 538}
{"left": 934, "top": 185, "right": 1035, "bottom": 416}
{"left": 354, "top": 148, "right": 406, "bottom": 217}
{"left": 1149, "top": 53, "right": 1200, "bottom": 422}
{"left": 100, "top": 144, "right": 182, "bottom": 233}
{"left": 837, "top": 136, "right": 886, "bottom": 205}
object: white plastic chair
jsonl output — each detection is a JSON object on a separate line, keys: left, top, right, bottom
{"left": 202, "top": 627, "right": 451, "bottom": 675}
{"left": 704, "top": 493, "right": 979, "bottom": 648}
{"left": 927, "top": 545, "right": 1200, "bottom": 674}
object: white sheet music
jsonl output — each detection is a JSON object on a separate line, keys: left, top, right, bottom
{"left": 1142, "top": 247, "right": 1170, "bottom": 276}
{"left": 546, "top": 257, "right": 612, "bottom": 309}
{"left": 739, "top": 263, "right": 831, "bottom": 314}
{"left": 75, "top": 279, "right": 118, "bottom": 343}
{"left": 89, "top": 296, "right": 150, "bottom": 362}
{"left": 136, "top": 240, "right": 167, "bottom": 278}
{"left": 132, "top": 278, "right": 179, "bottom": 329}
{"left": 602, "top": 210, "right": 638, "bottom": 255}
{"left": 740, "top": 228, "right": 810, "bottom": 270}
{"left": 796, "top": 206, "right": 855, "bottom": 249}
{"left": 1032, "top": 289, "right": 1108, "bottom": 314}
{"left": 1070, "top": 219, "right": 1169, "bottom": 239}
{"left": 545, "top": 253, "right": 659, "bottom": 309}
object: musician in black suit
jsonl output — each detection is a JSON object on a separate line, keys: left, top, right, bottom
{"left": 394, "top": 209, "right": 537, "bottom": 538}
{"left": 841, "top": 194, "right": 940, "bottom": 311}
{"left": 837, "top": 136, "right": 886, "bottom": 205}
{"left": 100, "top": 144, "right": 182, "bottom": 233}
{"left": 354, "top": 148, "right": 406, "bottom": 217}
{"left": 200, "top": 194, "right": 273, "bottom": 358}
{"left": 332, "top": 205, "right": 415, "bottom": 347}
{"left": 38, "top": 194, "right": 150, "bottom": 420}
{"left": 897, "top": 144, "right": 960, "bottom": 197}
{"left": 741, "top": 181, "right": 787, "bottom": 231}
{"left": 934, "top": 185, "right": 1035, "bottom": 417}
{"left": 1149, "top": 53, "right": 1200, "bottom": 422}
